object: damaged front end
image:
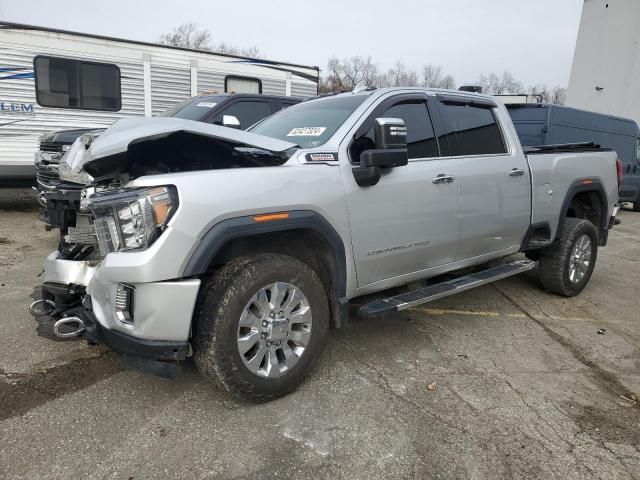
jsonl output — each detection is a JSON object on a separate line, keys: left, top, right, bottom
{"left": 31, "top": 117, "right": 298, "bottom": 376}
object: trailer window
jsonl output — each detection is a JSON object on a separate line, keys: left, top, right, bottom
{"left": 225, "top": 76, "right": 262, "bottom": 94}
{"left": 34, "top": 56, "right": 121, "bottom": 111}
{"left": 439, "top": 104, "right": 506, "bottom": 156}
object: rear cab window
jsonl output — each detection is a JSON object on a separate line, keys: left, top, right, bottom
{"left": 438, "top": 102, "right": 507, "bottom": 156}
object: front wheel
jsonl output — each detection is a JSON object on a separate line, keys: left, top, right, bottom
{"left": 193, "top": 254, "right": 329, "bottom": 402}
{"left": 538, "top": 218, "right": 598, "bottom": 297}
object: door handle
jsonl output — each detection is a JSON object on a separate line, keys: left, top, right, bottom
{"left": 509, "top": 168, "right": 525, "bottom": 177}
{"left": 432, "top": 174, "right": 455, "bottom": 184}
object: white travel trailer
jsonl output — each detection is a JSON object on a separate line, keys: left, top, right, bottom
{"left": 0, "top": 22, "right": 319, "bottom": 180}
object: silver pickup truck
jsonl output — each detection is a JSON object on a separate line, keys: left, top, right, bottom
{"left": 32, "top": 87, "right": 621, "bottom": 401}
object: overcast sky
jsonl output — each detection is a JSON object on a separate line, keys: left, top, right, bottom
{"left": 0, "top": 0, "right": 583, "bottom": 87}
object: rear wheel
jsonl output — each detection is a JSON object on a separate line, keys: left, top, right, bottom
{"left": 193, "top": 254, "right": 329, "bottom": 402}
{"left": 538, "top": 218, "right": 598, "bottom": 297}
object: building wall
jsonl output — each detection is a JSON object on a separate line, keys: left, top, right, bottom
{"left": 567, "top": 0, "right": 640, "bottom": 124}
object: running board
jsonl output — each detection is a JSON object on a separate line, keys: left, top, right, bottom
{"left": 358, "top": 259, "right": 536, "bottom": 318}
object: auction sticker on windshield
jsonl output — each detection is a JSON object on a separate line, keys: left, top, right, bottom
{"left": 287, "top": 127, "right": 327, "bottom": 136}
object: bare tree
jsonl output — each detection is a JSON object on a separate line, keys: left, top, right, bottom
{"left": 420, "top": 64, "right": 456, "bottom": 89}
{"left": 159, "top": 22, "right": 263, "bottom": 58}
{"left": 320, "top": 55, "right": 379, "bottom": 93}
{"left": 478, "top": 71, "right": 523, "bottom": 95}
{"left": 528, "top": 84, "right": 551, "bottom": 103}
{"left": 158, "top": 22, "right": 212, "bottom": 50}
{"left": 377, "top": 60, "right": 419, "bottom": 87}
{"left": 550, "top": 86, "right": 566, "bottom": 105}
{"left": 421, "top": 64, "right": 443, "bottom": 87}
{"left": 439, "top": 74, "right": 456, "bottom": 89}
{"left": 216, "top": 42, "right": 263, "bottom": 58}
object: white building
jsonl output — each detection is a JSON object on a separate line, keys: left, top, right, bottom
{"left": 567, "top": 0, "right": 640, "bottom": 124}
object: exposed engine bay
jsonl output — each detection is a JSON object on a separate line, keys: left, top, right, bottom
{"left": 39, "top": 118, "right": 298, "bottom": 263}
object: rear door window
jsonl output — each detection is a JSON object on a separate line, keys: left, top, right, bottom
{"left": 214, "top": 101, "right": 271, "bottom": 129}
{"left": 439, "top": 104, "right": 507, "bottom": 156}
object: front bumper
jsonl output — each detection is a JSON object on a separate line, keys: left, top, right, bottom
{"left": 43, "top": 251, "right": 201, "bottom": 351}
{"left": 81, "top": 299, "right": 189, "bottom": 361}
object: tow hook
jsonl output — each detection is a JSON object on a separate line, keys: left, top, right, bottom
{"left": 28, "top": 299, "right": 56, "bottom": 316}
{"left": 53, "top": 316, "right": 86, "bottom": 338}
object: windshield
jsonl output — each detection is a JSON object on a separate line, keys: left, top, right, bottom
{"left": 250, "top": 95, "right": 369, "bottom": 148}
{"left": 159, "top": 95, "right": 226, "bottom": 120}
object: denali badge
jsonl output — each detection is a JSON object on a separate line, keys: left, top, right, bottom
{"left": 367, "top": 240, "right": 430, "bottom": 256}
{"left": 305, "top": 153, "right": 337, "bottom": 162}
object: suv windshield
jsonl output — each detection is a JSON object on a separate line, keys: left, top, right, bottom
{"left": 250, "top": 95, "right": 369, "bottom": 148}
{"left": 159, "top": 95, "right": 226, "bottom": 121}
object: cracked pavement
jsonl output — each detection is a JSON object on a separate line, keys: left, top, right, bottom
{"left": 1, "top": 188, "right": 639, "bottom": 479}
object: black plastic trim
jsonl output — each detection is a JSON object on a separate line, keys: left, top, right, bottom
{"left": 182, "top": 210, "right": 348, "bottom": 300}
{"left": 556, "top": 178, "right": 610, "bottom": 246}
{"left": 81, "top": 304, "right": 189, "bottom": 361}
{"left": 525, "top": 142, "right": 613, "bottom": 155}
{"left": 520, "top": 222, "right": 552, "bottom": 251}
{"left": 435, "top": 93, "right": 497, "bottom": 108}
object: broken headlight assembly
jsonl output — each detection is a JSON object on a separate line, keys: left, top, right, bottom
{"left": 89, "top": 186, "right": 178, "bottom": 256}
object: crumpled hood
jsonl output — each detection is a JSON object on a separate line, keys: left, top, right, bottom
{"left": 60, "top": 117, "right": 298, "bottom": 183}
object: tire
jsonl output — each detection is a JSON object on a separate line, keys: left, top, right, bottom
{"left": 633, "top": 201, "right": 640, "bottom": 212}
{"left": 538, "top": 218, "right": 598, "bottom": 297}
{"left": 193, "top": 253, "right": 329, "bottom": 402}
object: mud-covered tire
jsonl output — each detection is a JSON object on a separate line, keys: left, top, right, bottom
{"left": 538, "top": 218, "right": 598, "bottom": 297}
{"left": 193, "top": 253, "right": 329, "bottom": 402}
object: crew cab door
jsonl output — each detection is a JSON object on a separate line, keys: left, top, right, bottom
{"left": 341, "top": 94, "right": 461, "bottom": 287}
{"left": 434, "top": 95, "right": 530, "bottom": 260}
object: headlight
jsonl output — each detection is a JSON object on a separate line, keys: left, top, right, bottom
{"left": 90, "top": 186, "right": 178, "bottom": 255}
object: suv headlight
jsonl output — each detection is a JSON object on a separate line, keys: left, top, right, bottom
{"left": 90, "top": 186, "right": 178, "bottom": 255}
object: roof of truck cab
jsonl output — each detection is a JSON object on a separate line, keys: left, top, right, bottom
{"left": 308, "top": 87, "right": 498, "bottom": 102}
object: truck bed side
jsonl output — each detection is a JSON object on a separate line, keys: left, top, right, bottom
{"left": 527, "top": 150, "right": 619, "bottom": 242}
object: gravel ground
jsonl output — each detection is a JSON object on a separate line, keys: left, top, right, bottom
{"left": 0, "top": 187, "right": 638, "bottom": 479}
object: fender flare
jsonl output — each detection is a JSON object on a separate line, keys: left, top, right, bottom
{"left": 181, "top": 210, "right": 348, "bottom": 313}
{"left": 556, "top": 178, "right": 609, "bottom": 244}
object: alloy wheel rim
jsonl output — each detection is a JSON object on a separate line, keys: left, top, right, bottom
{"left": 568, "top": 234, "right": 592, "bottom": 284}
{"left": 237, "top": 282, "right": 312, "bottom": 378}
